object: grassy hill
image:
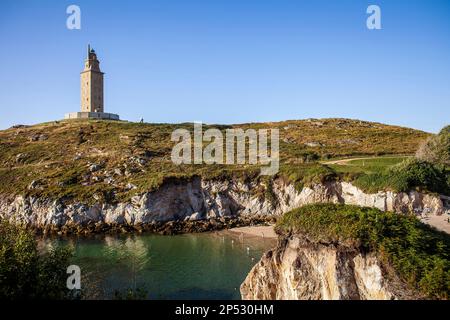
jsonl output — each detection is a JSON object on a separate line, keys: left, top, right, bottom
{"left": 0, "top": 118, "right": 431, "bottom": 203}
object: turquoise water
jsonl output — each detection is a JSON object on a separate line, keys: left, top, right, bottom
{"left": 41, "top": 231, "right": 275, "bottom": 300}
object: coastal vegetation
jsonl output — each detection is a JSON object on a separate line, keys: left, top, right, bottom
{"left": 0, "top": 120, "right": 448, "bottom": 300}
{"left": 416, "top": 125, "right": 450, "bottom": 167}
{"left": 347, "top": 124, "right": 449, "bottom": 194}
{"left": 0, "top": 220, "right": 72, "bottom": 299}
{"left": 276, "top": 203, "right": 450, "bottom": 299}
{"left": 0, "top": 118, "right": 436, "bottom": 204}
{"left": 351, "top": 158, "right": 450, "bottom": 195}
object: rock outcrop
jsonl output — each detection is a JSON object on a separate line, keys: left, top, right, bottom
{"left": 240, "top": 235, "right": 419, "bottom": 300}
{"left": 0, "top": 177, "right": 445, "bottom": 231}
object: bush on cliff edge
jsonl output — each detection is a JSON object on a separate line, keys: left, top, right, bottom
{"left": 353, "top": 158, "right": 450, "bottom": 195}
{"left": 276, "top": 203, "right": 450, "bottom": 299}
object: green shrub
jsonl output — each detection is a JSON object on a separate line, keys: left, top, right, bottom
{"left": 277, "top": 203, "right": 450, "bottom": 299}
{"left": 262, "top": 177, "right": 278, "bottom": 208}
{"left": 280, "top": 164, "right": 337, "bottom": 192}
{"left": 302, "top": 165, "right": 337, "bottom": 187}
{"left": 416, "top": 125, "right": 449, "bottom": 166}
{"left": 0, "top": 221, "right": 73, "bottom": 299}
{"left": 354, "top": 159, "right": 449, "bottom": 195}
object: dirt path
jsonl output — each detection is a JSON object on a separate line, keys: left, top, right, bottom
{"left": 322, "top": 155, "right": 410, "bottom": 166}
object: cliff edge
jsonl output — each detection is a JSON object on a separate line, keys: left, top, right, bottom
{"left": 241, "top": 204, "right": 450, "bottom": 300}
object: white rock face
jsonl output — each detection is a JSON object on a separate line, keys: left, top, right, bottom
{"left": 339, "top": 182, "right": 444, "bottom": 215}
{"left": 240, "top": 236, "right": 416, "bottom": 300}
{"left": 0, "top": 178, "right": 445, "bottom": 229}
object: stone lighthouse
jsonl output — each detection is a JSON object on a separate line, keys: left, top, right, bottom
{"left": 81, "top": 44, "right": 104, "bottom": 113}
{"left": 65, "top": 45, "right": 119, "bottom": 120}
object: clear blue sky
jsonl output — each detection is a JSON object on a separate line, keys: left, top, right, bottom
{"left": 1, "top": 0, "right": 449, "bottom": 132}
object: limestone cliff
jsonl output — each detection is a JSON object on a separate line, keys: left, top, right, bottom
{"left": 0, "top": 177, "right": 445, "bottom": 231}
{"left": 240, "top": 235, "right": 419, "bottom": 300}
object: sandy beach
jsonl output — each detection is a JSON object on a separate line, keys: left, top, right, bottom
{"left": 228, "top": 225, "right": 278, "bottom": 239}
{"left": 422, "top": 214, "right": 450, "bottom": 234}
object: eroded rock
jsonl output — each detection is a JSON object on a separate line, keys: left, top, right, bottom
{"left": 0, "top": 179, "right": 445, "bottom": 232}
{"left": 240, "top": 236, "right": 419, "bottom": 300}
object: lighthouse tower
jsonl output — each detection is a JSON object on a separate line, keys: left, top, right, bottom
{"left": 65, "top": 45, "right": 119, "bottom": 120}
{"left": 81, "top": 45, "right": 104, "bottom": 113}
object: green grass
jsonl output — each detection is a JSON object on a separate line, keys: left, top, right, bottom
{"left": 279, "top": 163, "right": 337, "bottom": 192}
{"left": 279, "top": 158, "right": 450, "bottom": 197}
{"left": 276, "top": 203, "right": 450, "bottom": 299}
{"left": 329, "top": 156, "right": 410, "bottom": 175}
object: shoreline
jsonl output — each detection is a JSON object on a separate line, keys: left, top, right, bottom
{"left": 228, "top": 225, "right": 277, "bottom": 239}
{"left": 21, "top": 215, "right": 277, "bottom": 237}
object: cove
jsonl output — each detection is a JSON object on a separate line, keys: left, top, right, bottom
{"left": 39, "top": 231, "right": 275, "bottom": 299}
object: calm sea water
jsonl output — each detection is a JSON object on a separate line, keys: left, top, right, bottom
{"left": 40, "top": 231, "right": 275, "bottom": 300}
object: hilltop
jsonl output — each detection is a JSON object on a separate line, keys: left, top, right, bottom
{"left": 0, "top": 118, "right": 431, "bottom": 203}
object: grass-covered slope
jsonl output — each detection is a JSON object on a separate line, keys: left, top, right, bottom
{"left": 351, "top": 158, "right": 450, "bottom": 195}
{"left": 0, "top": 118, "right": 430, "bottom": 202}
{"left": 276, "top": 203, "right": 450, "bottom": 299}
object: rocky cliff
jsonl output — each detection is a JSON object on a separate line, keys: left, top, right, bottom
{"left": 0, "top": 177, "right": 445, "bottom": 233}
{"left": 240, "top": 235, "right": 418, "bottom": 300}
